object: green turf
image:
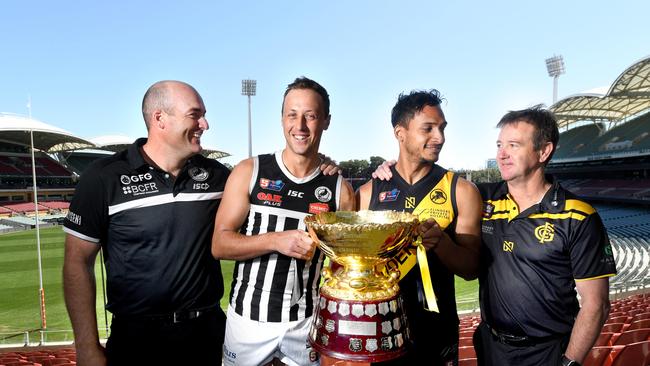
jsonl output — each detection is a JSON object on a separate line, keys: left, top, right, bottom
{"left": 1, "top": 227, "right": 479, "bottom": 343}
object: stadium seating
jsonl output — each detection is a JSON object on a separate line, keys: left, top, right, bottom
{"left": 0, "top": 348, "right": 75, "bottom": 366}
{"left": 555, "top": 123, "right": 604, "bottom": 159}
{"left": 610, "top": 340, "right": 650, "bottom": 366}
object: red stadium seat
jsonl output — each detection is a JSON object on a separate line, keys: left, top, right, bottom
{"left": 583, "top": 346, "right": 611, "bottom": 366}
{"left": 458, "top": 359, "right": 477, "bottom": 366}
{"left": 613, "top": 328, "right": 650, "bottom": 346}
{"left": 459, "top": 330, "right": 475, "bottom": 339}
{"left": 632, "top": 312, "right": 650, "bottom": 323}
{"left": 606, "top": 315, "right": 632, "bottom": 324}
{"left": 594, "top": 332, "right": 615, "bottom": 346}
{"left": 628, "top": 319, "right": 650, "bottom": 331}
{"left": 611, "top": 340, "right": 650, "bottom": 366}
{"left": 602, "top": 323, "right": 626, "bottom": 333}
{"left": 458, "top": 346, "right": 476, "bottom": 360}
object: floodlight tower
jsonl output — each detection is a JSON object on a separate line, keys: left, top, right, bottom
{"left": 545, "top": 55, "right": 566, "bottom": 104}
{"left": 241, "top": 79, "right": 257, "bottom": 158}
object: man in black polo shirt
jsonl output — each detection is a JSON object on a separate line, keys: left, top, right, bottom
{"left": 63, "top": 80, "right": 230, "bottom": 365}
{"left": 474, "top": 106, "right": 617, "bottom": 366}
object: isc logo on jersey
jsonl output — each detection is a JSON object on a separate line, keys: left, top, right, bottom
{"left": 260, "top": 178, "right": 284, "bottom": 191}
{"left": 379, "top": 189, "right": 400, "bottom": 202}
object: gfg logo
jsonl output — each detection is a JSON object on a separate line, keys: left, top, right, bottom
{"left": 120, "top": 173, "right": 153, "bottom": 185}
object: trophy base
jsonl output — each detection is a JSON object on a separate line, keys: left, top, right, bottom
{"left": 309, "top": 292, "right": 411, "bottom": 363}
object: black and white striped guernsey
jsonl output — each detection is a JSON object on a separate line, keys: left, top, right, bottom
{"left": 229, "top": 151, "right": 342, "bottom": 323}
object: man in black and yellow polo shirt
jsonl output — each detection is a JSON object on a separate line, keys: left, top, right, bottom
{"left": 474, "top": 106, "right": 616, "bottom": 366}
{"left": 359, "top": 89, "right": 483, "bottom": 365}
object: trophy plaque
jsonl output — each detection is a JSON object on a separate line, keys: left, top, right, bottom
{"left": 305, "top": 210, "right": 419, "bottom": 362}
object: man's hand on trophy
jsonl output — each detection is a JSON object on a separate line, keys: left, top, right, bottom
{"left": 371, "top": 160, "right": 396, "bottom": 180}
{"left": 276, "top": 230, "right": 317, "bottom": 260}
{"left": 419, "top": 218, "right": 442, "bottom": 251}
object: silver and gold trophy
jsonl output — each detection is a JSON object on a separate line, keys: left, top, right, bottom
{"left": 305, "top": 210, "right": 420, "bottom": 362}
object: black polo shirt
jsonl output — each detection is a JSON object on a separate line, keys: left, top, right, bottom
{"left": 477, "top": 178, "right": 617, "bottom": 338}
{"left": 63, "top": 138, "right": 229, "bottom": 316}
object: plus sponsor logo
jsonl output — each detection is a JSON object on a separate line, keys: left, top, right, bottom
{"left": 257, "top": 192, "right": 282, "bottom": 207}
{"left": 260, "top": 178, "right": 284, "bottom": 191}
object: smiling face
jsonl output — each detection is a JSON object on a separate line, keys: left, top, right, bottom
{"left": 281, "top": 88, "right": 330, "bottom": 158}
{"left": 162, "top": 84, "right": 208, "bottom": 158}
{"left": 496, "top": 121, "right": 549, "bottom": 183}
{"left": 396, "top": 104, "right": 446, "bottom": 163}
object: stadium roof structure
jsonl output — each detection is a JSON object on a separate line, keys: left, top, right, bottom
{"left": 0, "top": 113, "right": 94, "bottom": 152}
{"left": 89, "top": 134, "right": 231, "bottom": 159}
{"left": 550, "top": 55, "right": 650, "bottom": 129}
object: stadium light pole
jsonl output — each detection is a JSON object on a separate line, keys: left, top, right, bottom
{"left": 546, "top": 55, "right": 566, "bottom": 104}
{"left": 29, "top": 129, "right": 47, "bottom": 343}
{"left": 241, "top": 79, "right": 257, "bottom": 158}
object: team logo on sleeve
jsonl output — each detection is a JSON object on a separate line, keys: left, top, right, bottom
{"left": 534, "top": 222, "right": 555, "bottom": 244}
{"left": 188, "top": 167, "right": 209, "bottom": 182}
{"left": 379, "top": 189, "right": 400, "bottom": 202}
{"left": 315, "top": 186, "right": 332, "bottom": 202}
{"left": 260, "top": 178, "right": 284, "bottom": 191}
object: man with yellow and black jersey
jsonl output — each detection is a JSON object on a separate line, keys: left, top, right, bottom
{"left": 473, "top": 106, "right": 616, "bottom": 366}
{"left": 359, "top": 89, "right": 482, "bottom": 366}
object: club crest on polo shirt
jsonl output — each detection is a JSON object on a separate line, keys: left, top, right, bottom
{"left": 534, "top": 222, "right": 555, "bottom": 244}
{"left": 379, "top": 189, "right": 400, "bottom": 202}
{"left": 260, "top": 178, "right": 285, "bottom": 191}
{"left": 189, "top": 167, "right": 209, "bottom": 182}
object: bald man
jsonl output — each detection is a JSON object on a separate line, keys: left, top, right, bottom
{"left": 63, "top": 81, "right": 229, "bottom": 365}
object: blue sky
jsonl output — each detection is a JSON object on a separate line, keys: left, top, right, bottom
{"left": 1, "top": 1, "right": 649, "bottom": 169}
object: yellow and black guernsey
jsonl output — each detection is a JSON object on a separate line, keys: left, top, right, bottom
{"left": 478, "top": 178, "right": 617, "bottom": 339}
{"left": 369, "top": 164, "right": 460, "bottom": 360}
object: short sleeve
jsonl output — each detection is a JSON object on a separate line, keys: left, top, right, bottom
{"left": 568, "top": 212, "right": 617, "bottom": 280}
{"left": 63, "top": 167, "right": 108, "bottom": 243}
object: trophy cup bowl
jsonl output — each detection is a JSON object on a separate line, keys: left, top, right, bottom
{"left": 305, "top": 210, "right": 419, "bottom": 362}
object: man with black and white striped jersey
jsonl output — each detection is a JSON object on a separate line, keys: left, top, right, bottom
{"left": 212, "top": 77, "right": 355, "bottom": 366}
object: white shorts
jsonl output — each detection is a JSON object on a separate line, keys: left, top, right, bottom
{"left": 223, "top": 305, "right": 319, "bottom": 366}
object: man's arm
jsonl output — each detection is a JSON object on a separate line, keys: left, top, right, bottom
{"left": 211, "top": 159, "right": 316, "bottom": 261}
{"left": 339, "top": 177, "right": 356, "bottom": 211}
{"left": 356, "top": 180, "right": 373, "bottom": 210}
{"left": 63, "top": 234, "right": 106, "bottom": 366}
{"left": 564, "top": 278, "right": 610, "bottom": 364}
{"left": 423, "top": 178, "right": 482, "bottom": 280}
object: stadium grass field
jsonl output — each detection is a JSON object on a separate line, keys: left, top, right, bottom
{"left": 0, "top": 227, "right": 478, "bottom": 343}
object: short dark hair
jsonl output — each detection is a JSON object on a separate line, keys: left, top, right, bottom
{"left": 497, "top": 104, "right": 560, "bottom": 164}
{"left": 282, "top": 76, "right": 330, "bottom": 116}
{"left": 391, "top": 90, "right": 443, "bottom": 128}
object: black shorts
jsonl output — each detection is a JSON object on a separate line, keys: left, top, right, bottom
{"left": 106, "top": 308, "right": 226, "bottom": 366}
{"left": 473, "top": 322, "right": 570, "bottom": 366}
